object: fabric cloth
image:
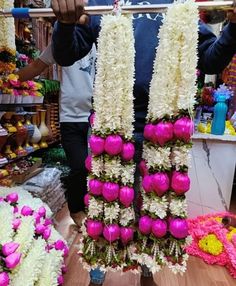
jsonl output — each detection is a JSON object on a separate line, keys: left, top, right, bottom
{"left": 39, "top": 43, "right": 96, "bottom": 123}
{"left": 60, "top": 122, "right": 89, "bottom": 213}
{"left": 52, "top": 0, "right": 236, "bottom": 133}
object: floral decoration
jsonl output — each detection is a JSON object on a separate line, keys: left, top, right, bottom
{"left": 186, "top": 212, "right": 236, "bottom": 278}
{"left": 0, "top": 188, "right": 68, "bottom": 285}
{"left": 79, "top": 12, "right": 137, "bottom": 272}
{"left": 136, "top": 0, "right": 198, "bottom": 274}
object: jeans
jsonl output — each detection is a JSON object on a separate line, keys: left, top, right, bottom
{"left": 60, "top": 122, "right": 89, "bottom": 214}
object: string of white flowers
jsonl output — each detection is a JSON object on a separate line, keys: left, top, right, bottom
{"left": 120, "top": 163, "right": 135, "bottom": 185}
{"left": 142, "top": 144, "right": 172, "bottom": 170}
{"left": 35, "top": 249, "right": 63, "bottom": 286}
{"left": 169, "top": 197, "right": 188, "bottom": 218}
{"left": 119, "top": 207, "right": 135, "bottom": 227}
{"left": 104, "top": 157, "right": 122, "bottom": 179}
{"left": 104, "top": 202, "right": 120, "bottom": 224}
{"left": 87, "top": 197, "right": 104, "bottom": 219}
{"left": 171, "top": 145, "right": 191, "bottom": 170}
{"left": 13, "top": 216, "right": 35, "bottom": 256}
{"left": 141, "top": 192, "right": 168, "bottom": 219}
{"left": 10, "top": 238, "right": 46, "bottom": 286}
{"left": 0, "top": 202, "right": 14, "bottom": 244}
{"left": 93, "top": 14, "right": 135, "bottom": 138}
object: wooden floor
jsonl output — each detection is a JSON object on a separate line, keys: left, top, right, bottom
{"left": 55, "top": 205, "right": 236, "bottom": 286}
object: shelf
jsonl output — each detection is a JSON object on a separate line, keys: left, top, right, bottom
{"left": 0, "top": 103, "right": 43, "bottom": 111}
{"left": 0, "top": 141, "right": 60, "bottom": 169}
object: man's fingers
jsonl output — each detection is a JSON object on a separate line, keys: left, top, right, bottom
{"left": 78, "top": 14, "right": 89, "bottom": 25}
{"left": 51, "top": 0, "right": 61, "bottom": 19}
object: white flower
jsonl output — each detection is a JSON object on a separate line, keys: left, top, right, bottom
{"left": 171, "top": 146, "right": 191, "bottom": 170}
{"left": 121, "top": 163, "right": 135, "bottom": 185}
{"left": 91, "top": 156, "right": 104, "bottom": 177}
{"left": 0, "top": 202, "right": 14, "bottom": 244}
{"left": 93, "top": 14, "right": 135, "bottom": 138}
{"left": 119, "top": 207, "right": 135, "bottom": 226}
{"left": 36, "top": 249, "right": 63, "bottom": 286}
{"left": 143, "top": 144, "right": 171, "bottom": 170}
{"left": 167, "top": 253, "right": 189, "bottom": 275}
{"left": 104, "top": 157, "right": 122, "bottom": 179}
{"left": 169, "top": 197, "right": 188, "bottom": 217}
{"left": 13, "top": 216, "right": 35, "bottom": 256}
{"left": 104, "top": 202, "right": 120, "bottom": 224}
{"left": 88, "top": 197, "right": 104, "bottom": 219}
{"left": 142, "top": 193, "right": 168, "bottom": 219}
{"left": 10, "top": 238, "right": 47, "bottom": 286}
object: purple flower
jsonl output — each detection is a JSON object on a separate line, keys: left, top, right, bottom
{"left": 5, "top": 253, "right": 21, "bottom": 269}
{"left": 2, "top": 242, "right": 20, "bottom": 257}
{"left": 0, "top": 272, "right": 10, "bottom": 286}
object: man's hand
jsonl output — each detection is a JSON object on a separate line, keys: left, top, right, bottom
{"left": 52, "top": 0, "right": 89, "bottom": 24}
{"left": 227, "top": 0, "right": 236, "bottom": 24}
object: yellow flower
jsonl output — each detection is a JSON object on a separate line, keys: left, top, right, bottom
{"left": 7, "top": 73, "right": 19, "bottom": 81}
{"left": 198, "top": 234, "right": 223, "bottom": 256}
{"left": 227, "top": 228, "right": 236, "bottom": 241}
{"left": 215, "top": 217, "right": 222, "bottom": 223}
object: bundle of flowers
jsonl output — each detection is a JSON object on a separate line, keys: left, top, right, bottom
{"left": 134, "top": 0, "right": 198, "bottom": 274}
{"left": 0, "top": 74, "right": 43, "bottom": 104}
{"left": 79, "top": 13, "right": 137, "bottom": 272}
{"left": 186, "top": 212, "right": 236, "bottom": 278}
{"left": 0, "top": 188, "right": 68, "bottom": 285}
{"left": 0, "top": 0, "right": 16, "bottom": 74}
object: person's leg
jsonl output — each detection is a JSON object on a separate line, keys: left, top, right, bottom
{"left": 89, "top": 268, "right": 106, "bottom": 285}
{"left": 60, "top": 122, "right": 89, "bottom": 225}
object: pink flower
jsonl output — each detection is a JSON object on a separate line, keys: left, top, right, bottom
{"left": 42, "top": 228, "right": 51, "bottom": 240}
{"left": 57, "top": 275, "right": 64, "bottom": 285}
{"left": 6, "top": 193, "right": 18, "bottom": 204}
{"left": 21, "top": 206, "right": 33, "bottom": 216}
{"left": 0, "top": 272, "right": 10, "bottom": 286}
{"left": 2, "top": 242, "right": 20, "bottom": 256}
{"left": 5, "top": 253, "right": 21, "bottom": 269}
{"left": 54, "top": 240, "right": 65, "bottom": 251}
{"left": 12, "top": 218, "right": 21, "bottom": 230}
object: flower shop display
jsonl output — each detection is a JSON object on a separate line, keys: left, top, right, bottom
{"left": 186, "top": 212, "right": 236, "bottom": 278}
{"left": 135, "top": 0, "right": 198, "bottom": 274}
{"left": 79, "top": 12, "right": 137, "bottom": 272}
{"left": 0, "top": 74, "right": 44, "bottom": 104}
{"left": 0, "top": 0, "right": 16, "bottom": 75}
{"left": 0, "top": 187, "right": 68, "bottom": 286}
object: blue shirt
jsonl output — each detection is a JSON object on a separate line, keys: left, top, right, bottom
{"left": 52, "top": 0, "right": 236, "bottom": 132}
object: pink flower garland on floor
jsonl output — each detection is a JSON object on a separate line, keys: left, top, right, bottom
{"left": 186, "top": 212, "right": 236, "bottom": 278}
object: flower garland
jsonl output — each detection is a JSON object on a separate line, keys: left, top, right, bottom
{"left": 0, "top": 189, "right": 68, "bottom": 286}
{"left": 0, "top": 0, "right": 16, "bottom": 74}
{"left": 80, "top": 13, "right": 137, "bottom": 272}
{"left": 186, "top": 212, "right": 236, "bottom": 278}
{"left": 136, "top": 0, "right": 198, "bottom": 274}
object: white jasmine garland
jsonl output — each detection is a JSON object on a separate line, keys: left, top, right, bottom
{"left": 91, "top": 156, "right": 104, "bottom": 177}
{"left": 142, "top": 193, "right": 168, "bottom": 219}
{"left": 119, "top": 207, "right": 135, "bottom": 227}
{"left": 88, "top": 197, "right": 104, "bottom": 219}
{"left": 10, "top": 238, "right": 46, "bottom": 286}
{"left": 93, "top": 14, "right": 135, "bottom": 137}
{"left": 104, "top": 202, "right": 120, "bottom": 224}
{"left": 13, "top": 216, "right": 35, "bottom": 256}
{"left": 35, "top": 249, "right": 63, "bottom": 286}
{"left": 143, "top": 144, "right": 171, "bottom": 170}
{"left": 0, "top": 202, "right": 14, "bottom": 244}
{"left": 121, "top": 163, "right": 135, "bottom": 185}
{"left": 104, "top": 157, "right": 122, "bottom": 179}
{"left": 167, "top": 253, "right": 189, "bottom": 275}
{"left": 171, "top": 145, "right": 191, "bottom": 170}
{"left": 169, "top": 197, "right": 188, "bottom": 218}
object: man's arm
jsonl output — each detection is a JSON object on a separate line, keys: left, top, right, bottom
{"left": 52, "top": 22, "right": 94, "bottom": 66}
{"left": 198, "top": 22, "right": 236, "bottom": 74}
{"left": 17, "top": 58, "right": 49, "bottom": 82}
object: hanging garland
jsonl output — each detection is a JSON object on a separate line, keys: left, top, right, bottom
{"left": 135, "top": 0, "right": 198, "bottom": 274}
{"left": 0, "top": 0, "right": 16, "bottom": 74}
{"left": 79, "top": 13, "right": 137, "bottom": 272}
{"left": 0, "top": 188, "right": 68, "bottom": 286}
